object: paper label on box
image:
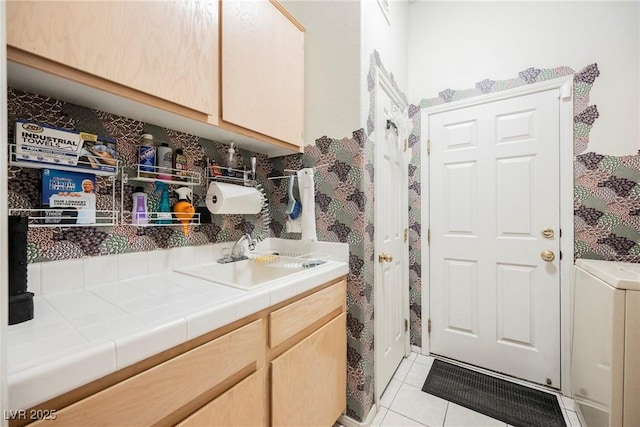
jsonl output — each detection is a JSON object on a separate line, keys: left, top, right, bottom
{"left": 41, "top": 169, "right": 96, "bottom": 224}
{"left": 15, "top": 120, "right": 84, "bottom": 166}
{"left": 15, "top": 120, "right": 117, "bottom": 173}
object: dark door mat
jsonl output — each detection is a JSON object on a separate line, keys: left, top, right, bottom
{"left": 422, "top": 359, "right": 566, "bottom": 427}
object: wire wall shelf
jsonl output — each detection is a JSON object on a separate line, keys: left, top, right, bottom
{"left": 8, "top": 208, "right": 119, "bottom": 228}
{"left": 124, "top": 165, "right": 201, "bottom": 186}
{"left": 121, "top": 211, "right": 201, "bottom": 227}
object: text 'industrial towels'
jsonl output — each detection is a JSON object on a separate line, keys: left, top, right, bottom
{"left": 296, "top": 168, "right": 317, "bottom": 243}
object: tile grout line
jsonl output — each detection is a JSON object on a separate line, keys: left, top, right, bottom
{"left": 386, "top": 408, "right": 431, "bottom": 427}
{"left": 441, "top": 400, "right": 450, "bottom": 427}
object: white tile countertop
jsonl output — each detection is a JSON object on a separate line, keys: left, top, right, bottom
{"left": 7, "top": 239, "right": 349, "bottom": 411}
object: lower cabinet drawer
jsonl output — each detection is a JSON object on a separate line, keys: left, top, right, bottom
{"left": 269, "top": 280, "right": 345, "bottom": 348}
{"left": 32, "top": 320, "right": 263, "bottom": 426}
{"left": 177, "top": 370, "right": 265, "bottom": 427}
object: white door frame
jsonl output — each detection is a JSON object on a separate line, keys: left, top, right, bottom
{"left": 420, "top": 76, "right": 575, "bottom": 394}
{"left": 373, "top": 65, "right": 411, "bottom": 405}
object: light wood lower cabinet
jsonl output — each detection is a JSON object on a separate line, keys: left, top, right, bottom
{"left": 178, "top": 370, "right": 265, "bottom": 427}
{"left": 271, "top": 313, "right": 347, "bottom": 427}
{"left": 29, "top": 320, "right": 263, "bottom": 427}
{"left": 270, "top": 280, "right": 345, "bottom": 348}
{"left": 16, "top": 278, "right": 346, "bottom": 427}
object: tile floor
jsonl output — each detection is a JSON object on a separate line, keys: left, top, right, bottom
{"left": 371, "top": 352, "right": 582, "bottom": 427}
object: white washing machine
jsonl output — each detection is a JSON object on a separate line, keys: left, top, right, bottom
{"left": 572, "top": 259, "right": 639, "bottom": 427}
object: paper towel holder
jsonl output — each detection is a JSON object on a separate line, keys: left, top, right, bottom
{"left": 206, "top": 181, "right": 264, "bottom": 215}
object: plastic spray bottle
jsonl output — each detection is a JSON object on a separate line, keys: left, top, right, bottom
{"left": 173, "top": 187, "right": 195, "bottom": 235}
{"left": 155, "top": 181, "right": 172, "bottom": 224}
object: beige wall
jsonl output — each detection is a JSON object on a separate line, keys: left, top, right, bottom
{"left": 280, "top": 0, "right": 362, "bottom": 145}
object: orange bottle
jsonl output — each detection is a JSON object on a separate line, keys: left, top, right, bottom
{"left": 173, "top": 187, "right": 195, "bottom": 235}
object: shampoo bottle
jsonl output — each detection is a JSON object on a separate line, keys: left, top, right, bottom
{"left": 157, "top": 143, "right": 173, "bottom": 180}
{"left": 131, "top": 186, "right": 148, "bottom": 225}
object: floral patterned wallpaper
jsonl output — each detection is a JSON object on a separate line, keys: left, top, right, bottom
{"left": 408, "top": 106, "right": 423, "bottom": 348}
{"left": 7, "top": 88, "right": 276, "bottom": 261}
{"left": 572, "top": 67, "right": 640, "bottom": 261}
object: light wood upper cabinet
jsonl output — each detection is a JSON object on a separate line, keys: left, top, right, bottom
{"left": 6, "top": 0, "right": 305, "bottom": 155}
{"left": 7, "top": 1, "right": 218, "bottom": 119}
{"left": 220, "top": 0, "right": 305, "bottom": 148}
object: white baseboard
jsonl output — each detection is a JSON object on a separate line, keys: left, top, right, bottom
{"left": 411, "top": 344, "right": 422, "bottom": 354}
{"left": 337, "top": 405, "right": 378, "bottom": 427}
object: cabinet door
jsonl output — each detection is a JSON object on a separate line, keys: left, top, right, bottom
{"left": 178, "top": 370, "right": 266, "bottom": 427}
{"left": 221, "top": 0, "right": 304, "bottom": 146}
{"left": 271, "top": 313, "right": 346, "bottom": 427}
{"left": 7, "top": 1, "right": 218, "bottom": 117}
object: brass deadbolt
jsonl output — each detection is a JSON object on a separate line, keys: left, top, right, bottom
{"left": 541, "top": 228, "right": 554, "bottom": 239}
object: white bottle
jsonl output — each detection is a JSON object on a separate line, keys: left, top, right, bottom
{"left": 131, "top": 186, "right": 148, "bottom": 225}
{"left": 157, "top": 143, "right": 173, "bottom": 180}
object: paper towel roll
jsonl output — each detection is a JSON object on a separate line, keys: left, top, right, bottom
{"left": 206, "top": 182, "right": 263, "bottom": 214}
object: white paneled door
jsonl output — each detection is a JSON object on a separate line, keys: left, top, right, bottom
{"left": 429, "top": 89, "right": 561, "bottom": 387}
{"left": 375, "top": 70, "right": 409, "bottom": 402}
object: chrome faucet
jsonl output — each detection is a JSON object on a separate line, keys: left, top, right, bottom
{"left": 232, "top": 233, "right": 256, "bottom": 255}
{"left": 218, "top": 233, "right": 256, "bottom": 264}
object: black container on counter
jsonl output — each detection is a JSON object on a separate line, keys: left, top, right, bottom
{"left": 8, "top": 215, "right": 34, "bottom": 324}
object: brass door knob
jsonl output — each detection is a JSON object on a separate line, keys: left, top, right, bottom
{"left": 378, "top": 253, "right": 393, "bottom": 263}
{"left": 541, "top": 250, "right": 555, "bottom": 262}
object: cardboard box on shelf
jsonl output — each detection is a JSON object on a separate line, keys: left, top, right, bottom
{"left": 41, "top": 169, "right": 97, "bottom": 225}
{"left": 15, "top": 120, "right": 117, "bottom": 174}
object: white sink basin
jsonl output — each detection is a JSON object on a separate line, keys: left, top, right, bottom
{"left": 174, "top": 259, "right": 305, "bottom": 290}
